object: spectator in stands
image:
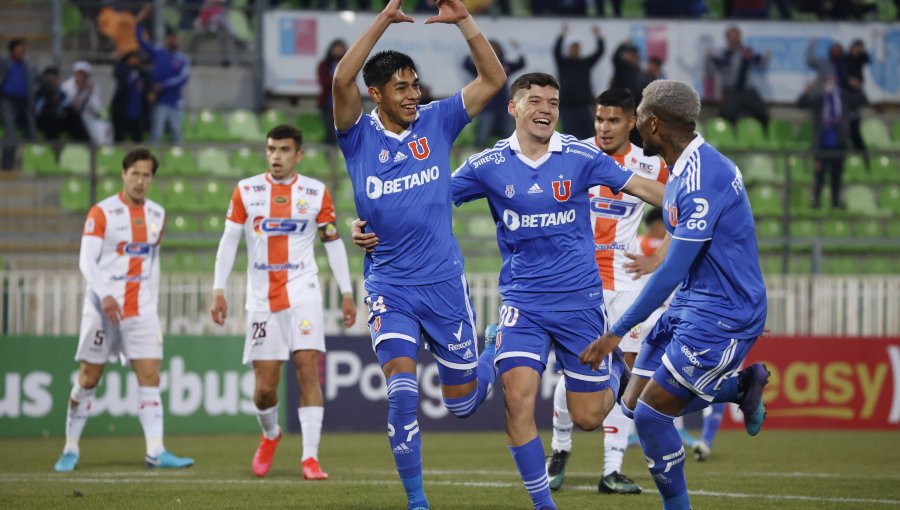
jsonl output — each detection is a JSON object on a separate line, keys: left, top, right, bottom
{"left": 35, "top": 67, "right": 69, "bottom": 141}
{"left": 798, "top": 74, "right": 860, "bottom": 209}
{"left": 726, "top": 0, "right": 791, "bottom": 19}
{"left": 597, "top": 0, "right": 622, "bottom": 17}
{"left": 706, "top": 25, "right": 770, "bottom": 130}
{"left": 136, "top": 6, "right": 191, "bottom": 145}
{"left": 195, "top": 0, "right": 248, "bottom": 67}
{"left": 645, "top": 0, "right": 706, "bottom": 17}
{"left": 533, "top": 0, "right": 587, "bottom": 15}
{"left": 806, "top": 39, "right": 848, "bottom": 88}
{"left": 0, "top": 38, "right": 37, "bottom": 170}
{"left": 463, "top": 39, "right": 526, "bottom": 146}
{"left": 845, "top": 39, "right": 870, "bottom": 165}
{"left": 317, "top": 39, "right": 346, "bottom": 145}
{"left": 610, "top": 40, "right": 642, "bottom": 96}
{"left": 111, "top": 51, "right": 151, "bottom": 143}
{"left": 639, "top": 56, "right": 665, "bottom": 96}
{"left": 97, "top": 1, "right": 140, "bottom": 57}
{"left": 61, "top": 61, "right": 112, "bottom": 146}
{"left": 554, "top": 23, "right": 604, "bottom": 140}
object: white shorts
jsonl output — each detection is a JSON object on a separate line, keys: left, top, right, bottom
{"left": 242, "top": 303, "right": 325, "bottom": 365}
{"left": 75, "top": 294, "right": 163, "bottom": 364}
{"left": 603, "top": 289, "right": 667, "bottom": 354}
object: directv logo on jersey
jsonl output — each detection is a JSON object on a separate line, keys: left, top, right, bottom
{"left": 471, "top": 152, "right": 505, "bottom": 168}
{"left": 502, "top": 209, "right": 576, "bottom": 231}
{"left": 366, "top": 166, "right": 440, "bottom": 199}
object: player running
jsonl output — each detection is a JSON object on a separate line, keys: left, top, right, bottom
{"left": 54, "top": 148, "right": 193, "bottom": 472}
{"left": 210, "top": 124, "right": 357, "bottom": 480}
{"left": 331, "top": 1, "right": 506, "bottom": 508}
{"left": 580, "top": 80, "right": 770, "bottom": 510}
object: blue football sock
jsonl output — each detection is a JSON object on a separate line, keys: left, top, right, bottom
{"left": 679, "top": 376, "right": 740, "bottom": 416}
{"left": 634, "top": 400, "right": 690, "bottom": 510}
{"left": 701, "top": 403, "right": 726, "bottom": 447}
{"left": 444, "top": 344, "right": 496, "bottom": 418}
{"left": 608, "top": 351, "right": 625, "bottom": 399}
{"left": 509, "top": 436, "right": 556, "bottom": 510}
{"left": 387, "top": 373, "right": 428, "bottom": 509}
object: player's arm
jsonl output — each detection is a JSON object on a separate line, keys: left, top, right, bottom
{"left": 428, "top": 0, "right": 506, "bottom": 119}
{"left": 211, "top": 186, "right": 247, "bottom": 326}
{"left": 586, "top": 24, "right": 604, "bottom": 65}
{"left": 79, "top": 206, "right": 121, "bottom": 325}
{"left": 332, "top": 0, "right": 412, "bottom": 132}
{"left": 317, "top": 190, "right": 357, "bottom": 328}
{"left": 621, "top": 174, "right": 664, "bottom": 208}
{"left": 624, "top": 234, "right": 670, "bottom": 279}
{"left": 579, "top": 238, "right": 704, "bottom": 370}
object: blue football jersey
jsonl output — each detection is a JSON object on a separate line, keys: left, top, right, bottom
{"left": 452, "top": 132, "right": 635, "bottom": 311}
{"left": 337, "top": 93, "right": 470, "bottom": 285}
{"left": 662, "top": 135, "right": 767, "bottom": 338}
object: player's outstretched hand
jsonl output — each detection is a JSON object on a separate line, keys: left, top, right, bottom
{"left": 425, "top": 0, "right": 470, "bottom": 24}
{"left": 579, "top": 332, "right": 621, "bottom": 371}
{"left": 381, "top": 0, "right": 414, "bottom": 24}
{"left": 101, "top": 296, "right": 123, "bottom": 326}
{"left": 341, "top": 294, "right": 357, "bottom": 328}
{"left": 351, "top": 218, "right": 379, "bottom": 253}
{"left": 623, "top": 251, "right": 662, "bottom": 280}
{"left": 210, "top": 291, "right": 228, "bottom": 326}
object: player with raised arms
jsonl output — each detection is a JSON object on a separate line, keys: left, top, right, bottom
{"left": 580, "top": 80, "right": 771, "bottom": 510}
{"left": 331, "top": 0, "right": 506, "bottom": 508}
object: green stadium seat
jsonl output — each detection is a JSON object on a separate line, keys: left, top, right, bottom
{"left": 335, "top": 180, "right": 356, "bottom": 213}
{"left": 844, "top": 154, "right": 869, "bottom": 184}
{"left": 97, "top": 177, "right": 119, "bottom": 198}
{"left": 347, "top": 252, "right": 365, "bottom": 276}
{"left": 789, "top": 219, "right": 818, "bottom": 238}
{"left": 164, "top": 179, "right": 199, "bottom": 212}
{"left": 95, "top": 146, "right": 124, "bottom": 176}
{"left": 297, "top": 112, "right": 325, "bottom": 144}
{"left": 22, "top": 144, "right": 58, "bottom": 175}
{"left": 302, "top": 147, "right": 332, "bottom": 179}
{"left": 227, "top": 109, "right": 262, "bottom": 142}
{"left": 758, "top": 256, "right": 783, "bottom": 275}
{"left": 452, "top": 217, "right": 469, "bottom": 237}
{"left": 704, "top": 117, "right": 736, "bottom": 149}
{"left": 163, "top": 146, "right": 195, "bottom": 176}
{"left": 748, "top": 185, "right": 782, "bottom": 217}
{"left": 58, "top": 144, "right": 90, "bottom": 175}
{"left": 456, "top": 122, "right": 476, "bottom": 148}
{"left": 196, "top": 147, "right": 237, "bottom": 177}
{"left": 877, "top": 185, "right": 900, "bottom": 214}
{"left": 769, "top": 119, "right": 799, "bottom": 149}
{"left": 870, "top": 155, "right": 899, "bottom": 183}
{"left": 167, "top": 213, "right": 199, "bottom": 234}
{"left": 788, "top": 256, "right": 812, "bottom": 274}
{"left": 260, "top": 109, "right": 290, "bottom": 133}
{"left": 193, "top": 109, "right": 230, "bottom": 142}
{"left": 735, "top": 117, "right": 767, "bottom": 149}
{"left": 467, "top": 256, "right": 501, "bottom": 274}
{"left": 200, "top": 214, "right": 224, "bottom": 233}
{"left": 861, "top": 118, "right": 894, "bottom": 149}
{"left": 783, "top": 155, "right": 813, "bottom": 184}
{"left": 796, "top": 119, "right": 814, "bottom": 149}
{"left": 866, "top": 258, "right": 895, "bottom": 274}
{"left": 231, "top": 146, "right": 263, "bottom": 175}
{"left": 226, "top": 9, "right": 254, "bottom": 44}
{"left": 755, "top": 219, "right": 782, "bottom": 238}
{"left": 854, "top": 219, "right": 883, "bottom": 238}
{"left": 739, "top": 154, "right": 778, "bottom": 184}
{"left": 166, "top": 251, "right": 202, "bottom": 272}
{"left": 60, "top": 178, "right": 89, "bottom": 212}
{"left": 469, "top": 216, "right": 496, "bottom": 238}
{"left": 822, "top": 219, "right": 851, "bottom": 238}
{"left": 198, "top": 179, "right": 233, "bottom": 213}
{"left": 825, "top": 256, "right": 859, "bottom": 275}
{"left": 887, "top": 220, "right": 900, "bottom": 239}
{"left": 845, "top": 185, "right": 885, "bottom": 217}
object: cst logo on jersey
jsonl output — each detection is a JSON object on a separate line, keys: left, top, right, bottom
{"left": 252, "top": 216, "right": 309, "bottom": 236}
{"left": 115, "top": 242, "right": 153, "bottom": 257}
{"left": 591, "top": 197, "right": 638, "bottom": 218}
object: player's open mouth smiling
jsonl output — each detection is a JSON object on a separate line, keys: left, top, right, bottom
{"left": 533, "top": 118, "right": 551, "bottom": 126}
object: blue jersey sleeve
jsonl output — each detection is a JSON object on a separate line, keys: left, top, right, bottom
{"left": 436, "top": 92, "right": 471, "bottom": 144}
{"left": 587, "top": 153, "right": 634, "bottom": 193}
{"left": 451, "top": 161, "right": 486, "bottom": 206}
{"left": 671, "top": 178, "right": 728, "bottom": 243}
{"left": 336, "top": 113, "right": 365, "bottom": 173}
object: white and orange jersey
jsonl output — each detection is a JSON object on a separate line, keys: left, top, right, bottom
{"left": 82, "top": 193, "right": 165, "bottom": 318}
{"left": 226, "top": 172, "right": 335, "bottom": 312}
{"left": 587, "top": 141, "right": 668, "bottom": 291}
{"left": 637, "top": 234, "right": 664, "bottom": 257}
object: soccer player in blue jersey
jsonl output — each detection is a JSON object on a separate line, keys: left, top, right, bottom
{"left": 580, "top": 80, "right": 771, "bottom": 510}
{"left": 450, "top": 73, "right": 665, "bottom": 510}
{"left": 331, "top": 1, "right": 506, "bottom": 508}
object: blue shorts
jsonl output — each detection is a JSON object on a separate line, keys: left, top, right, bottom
{"left": 494, "top": 304, "right": 611, "bottom": 393}
{"left": 634, "top": 311, "right": 757, "bottom": 402}
{"left": 365, "top": 275, "right": 478, "bottom": 386}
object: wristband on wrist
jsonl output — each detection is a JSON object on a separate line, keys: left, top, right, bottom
{"left": 456, "top": 16, "right": 480, "bottom": 40}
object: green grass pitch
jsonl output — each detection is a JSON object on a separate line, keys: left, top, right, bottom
{"left": 2, "top": 430, "right": 899, "bottom": 509}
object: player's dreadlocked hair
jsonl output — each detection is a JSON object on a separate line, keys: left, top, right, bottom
{"left": 596, "top": 88, "right": 636, "bottom": 116}
{"left": 638, "top": 80, "right": 700, "bottom": 132}
{"left": 509, "top": 72, "right": 560, "bottom": 101}
{"left": 363, "top": 50, "right": 418, "bottom": 88}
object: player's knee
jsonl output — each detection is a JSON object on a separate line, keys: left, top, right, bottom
{"left": 78, "top": 373, "right": 101, "bottom": 390}
{"left": 254, "top": 387, "right": 278, "bottom": 409}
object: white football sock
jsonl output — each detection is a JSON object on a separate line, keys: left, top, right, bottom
{"left": 137, "top": 386, "right": 165, "bottom": 457}
{"left": 299, "top": 406, "right": 324, "bottom": 461}
{"left": 551, "top": 376, "right": 573, "bottom": 452}
{"left": 257, "top": 404, "right": 280, "bottom": 440}
{"left": 603, "top": 403, "right": 633, "bottom": 476}
{"left": 64, "top": 383, "right": 95, "bottom": 454}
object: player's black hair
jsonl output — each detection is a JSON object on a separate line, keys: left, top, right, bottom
{"left": 122, "top": 147, "right": 159, "bottom": 175}
{"left": 645, "top": 207, "right": 664, "bottom": 226}
{"left": 267, "top": 124, "right": 303, "bottom": 150}
{"left": 8, "top": 38, "right": 25, "bottom": 54}
{"left": 596, "top": 88, "right": 636, "bottom": 115}
{"left": 509, "top": 72, "right": 560, "bottom": 101}
{"left": 363, "top": 50, "right": 418, "bottom": 88}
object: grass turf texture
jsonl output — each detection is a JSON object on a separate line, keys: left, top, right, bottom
{"left": 2, "top": 431, "right": 899, "bottom": 509}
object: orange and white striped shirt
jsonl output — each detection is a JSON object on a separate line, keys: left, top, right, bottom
{"left": 81, "top": 193, "right": 165, "bottom": 317}
{"left": 225, "top": 173, "right": 335, "bottom": 312}
{"left": 588, "top": 141, "right": 668, "bottom": 292}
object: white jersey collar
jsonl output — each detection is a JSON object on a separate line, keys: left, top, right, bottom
{"left": 506, "top": 131, "right": 563, "bottom": 168}
{"left": 369, "top": 106, "right": 419, "bottom": 141}
{"left": 670, "top": 134, "right": 705, "bottom": 177}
